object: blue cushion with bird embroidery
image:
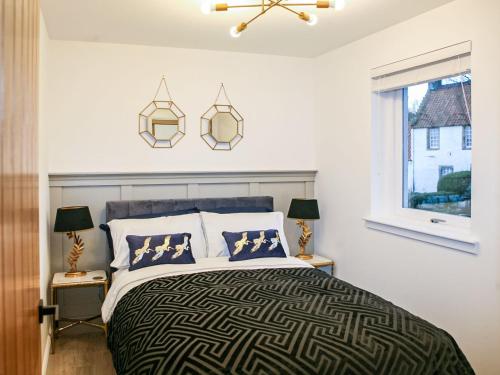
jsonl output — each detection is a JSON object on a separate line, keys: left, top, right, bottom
{"left": 126, "top": 233, "right": 195, "bottom": 271}
{"left": 222, "top": 229, "right": 286, "bottom": 262}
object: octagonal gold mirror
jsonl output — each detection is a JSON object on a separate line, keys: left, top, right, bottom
{"left": 201, "top": 84, "right": 243, "bottom": 151}
{"left": 139, "top": 77, "right": 186, "bottom": 148}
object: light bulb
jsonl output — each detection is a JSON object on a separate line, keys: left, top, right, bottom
{"left": 307, "top": 14, "right": 318, "bottom": 26}
{"left": 230, "top": 26, "right": 241, "bottom": 38}
{"left": 201, "top": 1, "right": 214, "bottom": 15}
{"left": 334, "top": 0, "right": 346, "bottom": 11}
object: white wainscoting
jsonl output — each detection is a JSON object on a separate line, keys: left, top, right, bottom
{"left": 49, "top": 170, "right": 317, "bottom": 319}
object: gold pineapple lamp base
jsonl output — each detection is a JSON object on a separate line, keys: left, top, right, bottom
{"left": 295, "top": 253, "right": 313, "bottom": 260}
{"left": 64, "top": 231, "right": 87, "bottom": 278}
{"left": 294, "top": 219, "right": 314, "bottom": 260}
{"left": 64, "top": 270, "right": 87, "bottom": 278}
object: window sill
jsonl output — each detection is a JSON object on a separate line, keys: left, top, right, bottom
{"left": 363, "top": 216, "right": 479, "bottom": 254}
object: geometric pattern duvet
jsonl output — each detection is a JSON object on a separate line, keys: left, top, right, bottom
{"left": 108, "top": 268, "right": 474, "bottom": 375}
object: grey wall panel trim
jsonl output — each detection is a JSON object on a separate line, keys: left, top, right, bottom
{"left": 187, "top": 184, "right": 200, "bottom": 199}
{"left": 48, "top": 171, "right": 316, "bottom": 322}
{"left": 249, "top": 182, "right": 260, "bottom": 196}
{"left": 305, "top": 181, "right": 315, "bottom": 199}
{"left": 120, "top": 185, "right": 133, "bottom": 200}
{"left": 49, "top": 170, "right": 317, "bottom": 187}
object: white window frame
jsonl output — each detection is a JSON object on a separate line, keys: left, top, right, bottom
{"left": 463, "top": 126, "right": 472, "bottom": 149}
{"left": 427, "top": 128, "right": 440, "bottom": 150}
{"left": 366, "top": 41, "right": 478, "bottom": 254}
{"left": 439, "top": 165, "right": 454, "bottom": 177}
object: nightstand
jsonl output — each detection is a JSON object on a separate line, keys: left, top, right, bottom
{"left": 50, "top": 270, "right": 109, "bottom": 353}
{"left": 303, "top": 255, "right": 335, "bottom": 275}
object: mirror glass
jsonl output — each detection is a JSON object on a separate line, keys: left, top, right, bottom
{"left": 210, "top": 113, "right": 237, "bottom": 142}
{"left": 149, "top": 109, "right": 178, "bottom": 140}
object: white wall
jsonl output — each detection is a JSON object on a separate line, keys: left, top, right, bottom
{"left": 314, "top": 0, "right": 500, "bottom": 373}
{"left": 39, "top": 13, "right": 51, "bottom": 373}
{"left": 45, "top": 41, "right": 316, "bottom": 173}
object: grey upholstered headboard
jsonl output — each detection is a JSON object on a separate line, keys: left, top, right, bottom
{"left": 105, "top": 196, "right": 274, "bottom": 222}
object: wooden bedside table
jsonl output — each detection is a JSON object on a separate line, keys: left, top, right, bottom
{"left": 50, "top": 270, "right": 109, "bottom": 353}
{"left": 303, "top": 255, "right": 335, "bottom": 275}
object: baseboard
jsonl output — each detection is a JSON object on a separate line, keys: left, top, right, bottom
{"left": 42, "top": 333, "right": 51, "bottom": 375}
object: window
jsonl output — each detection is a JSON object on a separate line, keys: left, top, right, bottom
{"left": 439, "top": 166, "right": 454, "bottom": 177}
{"left": 404, "top": 75, "right": 471, "bottom": 218}
{"left": 463, "top": 126, "right": 472, "bottom": 149}
{"left": 368, "top": 42, "right": 476, "bottom": 253}
{"left": 427, "top": 128, "right": 440, "bottom": 150}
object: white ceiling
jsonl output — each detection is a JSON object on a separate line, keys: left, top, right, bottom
{"left": 41, "top": 0, "right": 454, "bottom": 58}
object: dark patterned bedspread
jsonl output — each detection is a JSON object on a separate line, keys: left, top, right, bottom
{"left": 108, "top": 268, "right": 473, "bottom": 375}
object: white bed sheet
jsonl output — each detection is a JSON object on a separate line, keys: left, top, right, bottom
{"left": 102, "top": 256, "right": 312, "bottom": 323}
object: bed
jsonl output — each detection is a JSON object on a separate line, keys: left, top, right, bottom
{"left": 101, "top": 197, "right": 474, "bottom": 375}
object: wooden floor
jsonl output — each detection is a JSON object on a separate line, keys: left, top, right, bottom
{"left": 47, "top": 329, "right": 115, "bottom": 375}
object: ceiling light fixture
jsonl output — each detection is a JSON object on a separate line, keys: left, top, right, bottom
{"left": 230, "top": 22, "right": 247, "bottom": 38}
{"left": 201, "top": 0, "right": 348, "bottom": 37}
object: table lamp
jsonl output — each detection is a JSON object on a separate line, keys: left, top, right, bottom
{"left": 54, "top": 206, "right": 94, "bottom": 278}
{"left": 287, "top": 199, "right": 320, "bottom": 260}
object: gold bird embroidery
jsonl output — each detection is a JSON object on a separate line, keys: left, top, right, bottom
{"left": 233, "top": 232, "right": 250, "bottom": 255}
{"left": 132, "top": 237, "right": 152, "bottom": 265}
{"left": 152, "top": 235, "right": 173, "bottom": 261}
{"left": 268, "top": 231, "right": 281, "bottom": 251}
{"left": 251, "top": 231, "right": 268, "bottom": 253}
{"left": 172, "top": 235, "right": 190, "bottom": 259}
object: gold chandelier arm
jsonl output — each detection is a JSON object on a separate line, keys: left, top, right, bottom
{"left": 270, "top": 1, "right": 320, "bottom": 10}
{"left": 224, "top": 2, "right": 320, "bottom": 9}
{"left": 226, "top": 4, "right": 268, "bottom": 8}
{"left": 268, "top": 0, "right": 301, "bottom": 16}
{"left": 288, "top": 2, "right": 324, "bottom": 5}
{"left": 244, "top": 0, "right": 284, "bottom": 26}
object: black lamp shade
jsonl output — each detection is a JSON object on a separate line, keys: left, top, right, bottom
{"left": 287, "top": 199, "right": 320, "bottom": 220}
{"left": 54, "top": 206, "right": 94, "bottom": 232}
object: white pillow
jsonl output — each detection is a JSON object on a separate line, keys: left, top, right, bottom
{"left": 200, "top": 211, "right": 290, "bottom": 257}
{"left": 108, "top": 213, "right": 207, "bottom": 269}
